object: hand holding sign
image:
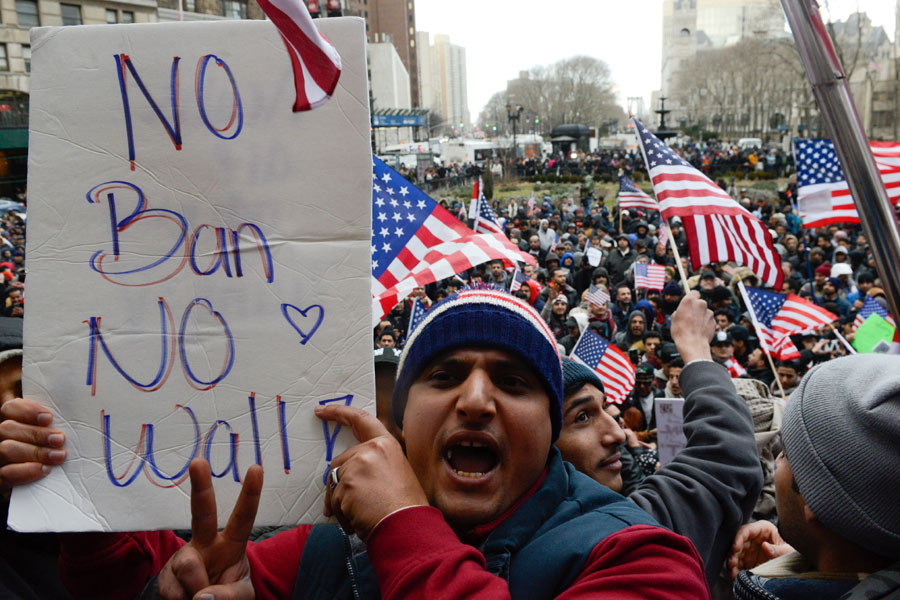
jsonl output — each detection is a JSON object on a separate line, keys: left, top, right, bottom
{"left": 157, "top": 459, "right": 262, "bottom": 600}
{"left": 315, "top": 404, "right": 428, "bottom": 542}
{"left": 0, "top": 398, "right": 66, "bottom": 496}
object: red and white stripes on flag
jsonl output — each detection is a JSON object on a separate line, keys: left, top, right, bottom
{"left": 371, "top": 157, "right": 536, "bottom": 323}
{"left": 657, "top": 222, "right": 671, "bottom": 249}
{"left": 634, "top": 118, "right": 783, "bottom": 290}
{"left": 373, "top": 232, "right": 531, "bottom": 319}
{"left": 571, "top": 329, "right": 635, "bottom": 405}
{"left": 796, "top": 139, "right": 900, "bottom": 228}
{"left": 256, "top": 0, "right": 342, "bottom": 111}
{"left": 724, "top": 357, "right": 747, "bottom": 378}
{"left": 618, "top": 175, "right": 659, "bottom": 211}
{"left": 585, "top": 284, "right": 610, "bottom": 307}
{"left": 739, "top": 284, "right": 836, "bottom": 361}
{"left": 472, "top": 181, "right": 505, "bottom": 236}
{"left": 634, "top": 263, "right": 667, "bottom": 290}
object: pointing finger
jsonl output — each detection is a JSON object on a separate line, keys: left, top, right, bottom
{"left": 314, "top": 405, "right": 388, "bottom": 443}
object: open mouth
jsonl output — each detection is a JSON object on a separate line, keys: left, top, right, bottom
{"left": 443, "top": 440, "right": 500, "bottom": 479}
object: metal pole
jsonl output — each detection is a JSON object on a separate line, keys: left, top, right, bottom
{"left": 780, "top": 0, "right": 900, "bottom": 327}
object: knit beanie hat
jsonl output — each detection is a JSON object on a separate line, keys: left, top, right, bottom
{"left": 392, "top": 286, "right": 564, "bottom": 440}
{"left": 562, "top": 358, "right": 604, "bottom": 397}
{"left": 782, "top": 354, "right": 900, "bottom": 559}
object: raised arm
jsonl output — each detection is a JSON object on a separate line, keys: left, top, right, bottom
{"left": 629, "top": 291, "right": 763, "bottom": 584}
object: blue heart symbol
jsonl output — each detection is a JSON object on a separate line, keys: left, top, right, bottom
{"left": 281, "top": 303, "right": 324, "bottom": 345}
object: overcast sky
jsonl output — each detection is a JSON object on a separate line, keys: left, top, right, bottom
{"left": 414, "top": 0, "right": 896, "bottom": 120}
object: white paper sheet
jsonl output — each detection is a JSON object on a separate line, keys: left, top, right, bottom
{"left": 654, "top": 398, "right": 687, "bottom": 466}
{"left": 11, "top": 17, "right": 374, "bottom": 532}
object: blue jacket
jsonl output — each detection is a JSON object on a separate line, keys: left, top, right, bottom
{"left": 293, "top": 449, "right": 662, "bottom": 600}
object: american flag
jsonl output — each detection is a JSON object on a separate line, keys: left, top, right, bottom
{"left": 618, "top": 175, "right": 658, "bottom": 211}
{"left": 256, "top": 0, "right": 342, "bottom": 112}
{"left": 657, "top": 222, "right": 670, "bottom": 249}
{"left": 474, "top": 190, "right": 505, "bottom": 236}
{"left": 585, "top": 284, "right": 610, "bottom": 307}
{"left": 407, "top": 297, "right": 427, "bottom": 337}
{"left": 740, "top": 285, "right": 837, "bottom": 360}
{"left": 795, "top": 139, "right": 900, "bottom": 229}
{"left": 634, "top": 263, "right": 667, "bottom": 290}
{"left": 371, "top": 158, "right": 535, "bottom": 322}
{"left": 724, "top": 357, "right": 747, "bottom": 378}
{"left": 634, "top": 118, "right": 783, "bottom": 290}
{"left": 853, "top": 295, "right": 896, "bottom": 331}
{"left": 510, "top": 268, "right": 529, "bottom": 293}
{"left": 571, "top": 329, "right": 635, "bottom": 404}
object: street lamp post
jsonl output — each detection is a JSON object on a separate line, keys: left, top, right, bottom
{"left": 506, "top": 103, "right": 523, "bottom": 179}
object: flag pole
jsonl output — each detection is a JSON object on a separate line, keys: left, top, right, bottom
{"left": 665, "top": 229, "right": 691, "bottom": 294}
{"left": 827, "top": 323, "right": 857, "bottom": 355}
{"left": 738, "top": 281, "right": 788, "bottom": 399}
{"left": 630, "top": 118, "right": 691, "bottom": 291}
{"left": 780, "top": 0, "right": 900, "bottom": 333}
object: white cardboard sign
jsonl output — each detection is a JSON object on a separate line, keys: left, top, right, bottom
{"left": 654, "top": 398, "right": 687, "bottom": 466}
{"left": 11, "top": 18, "right": 374, "bottom": 532}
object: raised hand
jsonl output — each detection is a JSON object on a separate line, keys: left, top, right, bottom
{"left": 157, "top": 459, "right": 263, "bottom": 600}
{"left": 315, "top": 404, "right": 427, "bottom": 542}
{"left": 670, "top": 291, "right": 716, "bottom": 364}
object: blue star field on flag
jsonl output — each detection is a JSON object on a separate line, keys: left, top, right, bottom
{"left": 854, "top": 295, "right": 895, "bottom": 330}
{"left": 371, "top": 158, "right": 436, "bottom": 279}
{"left": 742, "top": 287, "right": 785, "bottom": 328}
{"left": 619, "top": 176, "right": 646, "bottom": 195}
{"left": 407, "top": 297, "right": 427, "bottom": 336}
{"left": 480, "top": 199, "right": 500, "bottom": 225}
{"left": 795, "top": 139, "right": 846, "bottom": 186}
{"left": 637, "top": 126, "right": 693, "bottom": 170}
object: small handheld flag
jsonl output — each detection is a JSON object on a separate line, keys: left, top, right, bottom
{"left": 571, "top": 329, "right": 635, "bottom": 404}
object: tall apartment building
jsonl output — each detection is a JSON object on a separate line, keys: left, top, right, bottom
{"left": 416, "top": 31, "right": 468, "bottom": 133}
{"left": 342, "top": 0, "right": 418, "bottom": 106}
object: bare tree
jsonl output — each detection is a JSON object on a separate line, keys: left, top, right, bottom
{"left": 479, "top": 56, "right": 625, "bottom": 132}
{"left": 669, "top": 9, "right": 887, "bottom": 141}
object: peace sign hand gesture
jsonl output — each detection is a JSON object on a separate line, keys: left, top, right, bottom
{"left": 157, "top": 459, "right": 263, "bottom": 600}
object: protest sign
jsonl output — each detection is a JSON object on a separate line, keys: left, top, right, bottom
{"left": 852, "top": 313, "right": 896, "bottom": 353}
{"left": 10, "top": 17, "right": 374, "bottom": 532}
{"left": 586, "top": 247, "right": 603, "bottom": 267}
{"left": 654, "top": 398, "right": 686, "bottom": 466}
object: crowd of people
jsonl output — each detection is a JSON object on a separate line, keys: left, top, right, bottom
{"left": 378, "top": 180, "right": 883, "bottom": 401}
{"left": 1, "top": 166, "right": 899, "bottom": 599}
{"left": 390, "top": 140, "right": 790, "bottom": 193}
{"left": 0, "top": 206, "right": 26, "bottom": 320}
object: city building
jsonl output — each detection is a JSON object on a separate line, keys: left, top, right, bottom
{"left": 368, "top": 41, "right": 415, "bottom": 147}
{"left": 156, "top": 0, "right": 264, "bottom": 22}
{"left": 416, "top": 31, "right": 469, "bottom": 135}
{"left": 343, "top": 0, "right": 418, "bottom": 106}
{"left": 658, "top": 0, "right": 785, "bottom": 126}
{"left": 0, "top": 0, "right": 159, "bottom": 196}
{"left": 829, "top": 12, "right": 897, "bottom": 141}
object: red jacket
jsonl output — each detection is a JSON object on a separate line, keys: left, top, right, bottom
{"left": 60, "top": 506, "right": 708, "bottom": 599}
